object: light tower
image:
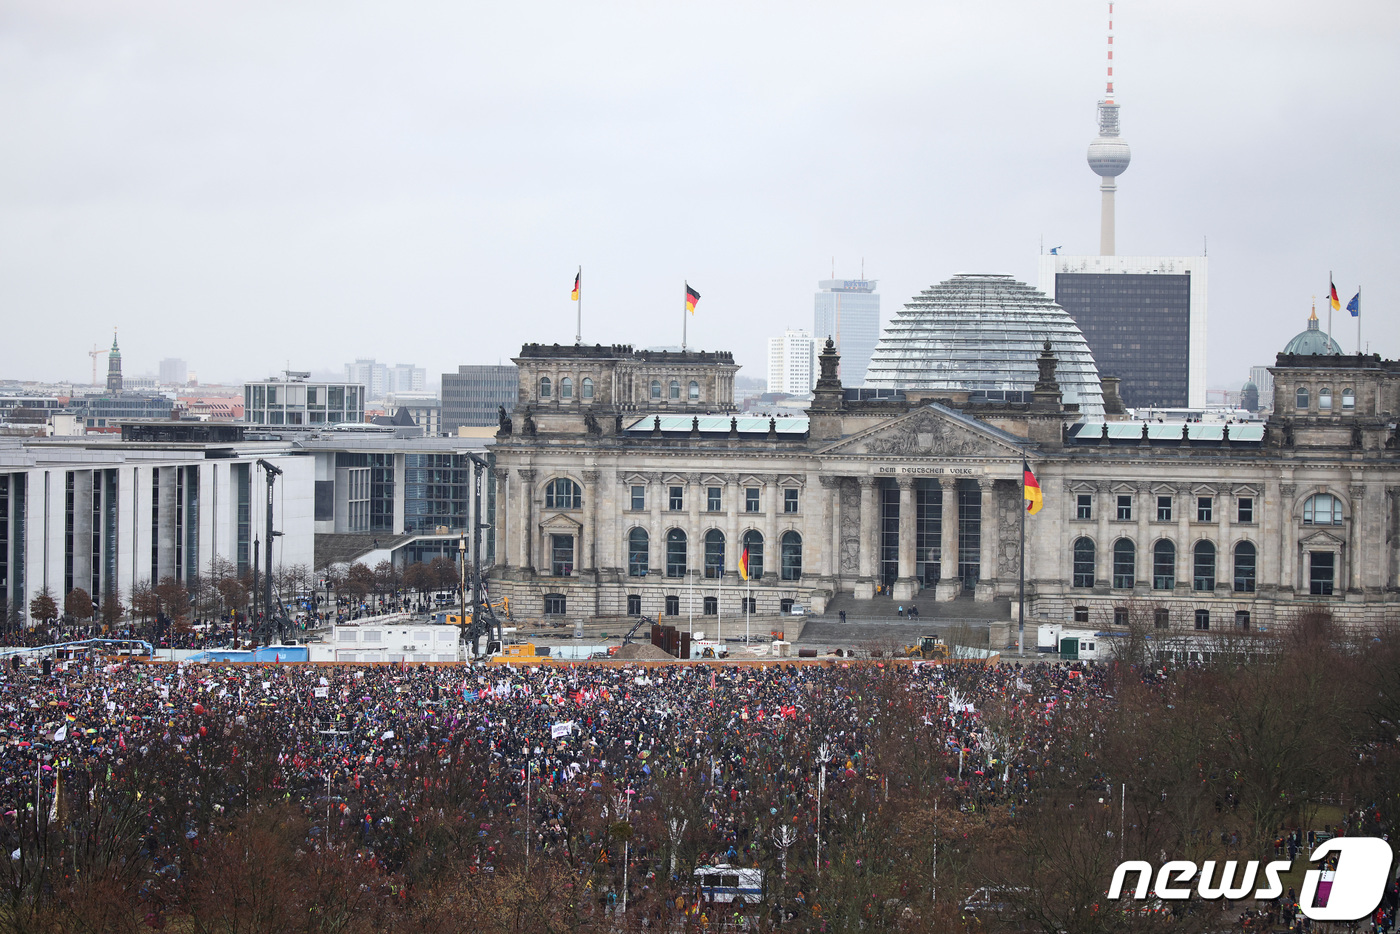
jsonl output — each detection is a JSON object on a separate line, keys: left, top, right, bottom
{"left": 1087, "top": 2, "right": 1130, "bottom": 255}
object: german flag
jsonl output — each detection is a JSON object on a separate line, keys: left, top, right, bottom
{"left": 738, "top": 545, "right": 749, "bottom": 581}
{"left": 1329, "top": 278, "right": 1341, "bottom": 312}
{"left": 571, "top": 270, "right": 580, "bottom": 302}
{"left": 1023, "top": 463, "right": 1043, "bottom": 515}
{"left": 685, "top": 283, "right": 700, "bottom": 314}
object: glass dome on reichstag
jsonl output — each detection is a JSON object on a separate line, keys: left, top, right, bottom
{"left": 862, "top": 273, "right": 1105, "bottom": 417}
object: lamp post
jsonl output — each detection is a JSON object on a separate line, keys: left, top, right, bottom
{"left": 610, "top": 789, "right": 632, "bottom": 916}
{"left": 815, "top": 741, "right": 830, "bottom": 879}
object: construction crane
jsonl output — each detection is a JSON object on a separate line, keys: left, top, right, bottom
{"left": 87, "top": 345, "right": 103, "bottom": 386}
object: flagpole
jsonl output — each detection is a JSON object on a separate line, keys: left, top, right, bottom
{"left": 682, "top": 283, "right": 688, "bottom": 351}
{"left": 1357, "top": 287, "right": 1362, "bottom": 355}
{"left": 1328, "top": 271, "right": 1334, "bottom": 354}
{"left": 575, "top": 265, "right": 582, "bottom": 345}
{"left": 1018, "top": 458, "right": 1027, "bottom": 656}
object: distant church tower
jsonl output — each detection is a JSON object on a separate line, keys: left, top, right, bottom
{"left": 106, "top": 330, "right": 123, "bottom": 393}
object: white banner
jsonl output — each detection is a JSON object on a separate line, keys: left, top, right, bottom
{"left": 551, "top": 721, "right": 574, "bottom": 739}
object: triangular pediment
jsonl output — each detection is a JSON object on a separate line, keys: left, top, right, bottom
{"left": 539, "top": 513, "right": 583, "bottom": 532}
{"left": 1299, "top": 529, "right": 1346, "bottom": 549}
{"left": 816, "top": 404, "right": 1027, "bottom": 458}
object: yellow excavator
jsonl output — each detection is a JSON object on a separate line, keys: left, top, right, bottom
{"left": 904, "top": 634, "right": 950, "bottom": 660}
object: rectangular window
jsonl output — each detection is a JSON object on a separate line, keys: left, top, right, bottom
{"left": 544, "top": 594, "right": 566, "bottom": 615}
{"left": 742, "top": 597, "right": 756, "bottom": 613}
{"left": 703, "top": 596, "right": 717, "bottom": 615}
{"left": 1235, "top": 610, "right": 1251, "bottom": 631}
{"left": 1237, "top": 497, "right": 1253, "bottom": 524}
{"left": 669, "top": 486, "right": 683, "bottom": 511}
{"left": 631, "top": 485, "right": 645, "bottom": 511}
{"left": 1116, "top": 495, "right": 1132, "bottom": 521}
{"left": 551, "top": 534, "right": 574, "bottom": 577}
{"left": 1197, "top": 496, "right": 1213, "bottom": 522}
{"left": 1074, "top": 606, "right": 1089, "bottom": 623}
{"left": 784, "top": 488, "right": 799, "bottom": 514}
{"left": 1309, "top": 551, "right": 1335, "bottom": 596}
{"left": 745, "top": 488, "right": 760, "bottom": 513}
{"left": 1194, "top": 609, "right": 1210, "bottom": 631}
{"left": 626, "top": 594, "right": 642, "bottom": 616}
{"left": 665, "top": 595, "right": 680, "bottom": 616}
{"left": 707, "top": 487, "right": 721, "bottom": 512}
{"left": 1154, "top": 608, "right": 1170, "bottom": 630}
{"left": 780, "top": 598, "right": 794, "bottom": 614}
{"left": 1076, "top": 494, "right": 1092, "bottom": 520}
{"left": 1113, "top": 607, "right": 1128, "bottom": 627}
{"left": 1157, "top": 496, "right": 1173, "bottom": 522}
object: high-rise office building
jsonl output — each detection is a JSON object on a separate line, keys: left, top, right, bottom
{"left": 159, "top": 358, "right": 188, "bottom": 385}
{"left": 814, "top": 279, "right": 880, "bottom": 385}
{"left": 1037, "top": 255, "right": 1207, "bottom": 410}
{"left": 766, "top": 329, "right": 818, "bottom": 396}
{"left": 346, "top": 359, "right": 425, "bottom": 398}
{"left": 441, "top": 365, "right": 518, "bottom": 431}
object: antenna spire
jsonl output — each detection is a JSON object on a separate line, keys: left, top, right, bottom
{"left": 1105, "top": 2, "right": 1115, "bottom": 100}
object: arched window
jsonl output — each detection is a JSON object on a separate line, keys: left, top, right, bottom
{"left": 1153, "top": 540, "right": 1175, "bottom": 590}
{"left": 581, "top": 377, "right": 594, "bottom": 400}
{"left": 1193, "top": 540, "right": 1216, "bottom": 591}
{"left": 688, "top": 380, "right": 700, "bottom": 401}
{"left": 665, "top": 529, "right": 687, "bottom": 578}
{"left": 539, "top": 377, "right": 552, "bottom": 399}
{"left": 1072, "top": 537, "right": 1095, "bottom": 588}
{"left": 1303, "top": 493, "right": 1344, "bottom": 525}
{"left": 628, "top": 528, "right": 649, "bottom": 577}
{"left": 703, "top": 529, "right": 725, "bottom": 579}
{"left": 1341, "top": 387, "right": 1355, "bottom": 410}
{"left": 780, "top": 531, "right": 803, "bottom": 581}
{"left": 560, "top": 377, "right": 573, "bottom": 400}
{"left": 1295, "top": 386, "right": 1309, "bottom": 411}
{"left": 1319, "top": 386, "right": 1332, "bottom": 411}
{"left": 545, "top": 477, "right": 581, "bottom": 509}
{"left": 741, "top": 530, "right": 764, "bottom": 579}
{"left": 650, "top": 380, "right": 662, "bottom": 400}
{"left": 669, "top": 380, "right": 681, "bottom": 400}
{"left": 1233, "top": 541, "right": 1256, "bottom": 593}
{"left": 1112, "top": 539, "right": 1135, "bottom": 589}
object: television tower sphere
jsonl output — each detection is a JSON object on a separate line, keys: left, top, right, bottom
{"left": 1087, "top": 135, "right": 1130, "bottom": 177}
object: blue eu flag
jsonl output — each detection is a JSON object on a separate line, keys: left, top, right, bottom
{"left": 1347, "top": 291, "right": 1360, "bottom": 317}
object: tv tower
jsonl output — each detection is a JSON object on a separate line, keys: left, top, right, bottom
{"left": 1087, "top": 2, "right": 1130, "bottom": 255}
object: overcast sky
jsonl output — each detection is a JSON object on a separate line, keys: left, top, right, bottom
{"left": 2, "top": 1, "right": 1396, "bottom": 392}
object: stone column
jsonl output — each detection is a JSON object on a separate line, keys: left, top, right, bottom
{"left": 1134, "top": 483, "right": 1150, "bottom": 595}
{"left": 936, "top": 478, "right": 961, "bottom": 601}
{"left": 893, "top": 478, "right": 917, "bottom": 601}
{"left": 516, "top": 469, "right": 535, "bottom": 573}
{"left": 1175, "top": 485, "right": 1191, "bottom": 594}
{"left": 762, "top": 476, "right": 779, "bottom": 582}
{"left": 818, "top": 477, "right": 840, "bottom": 580}
{"left": 1095, "top": 482, "right": 1110, "bottom": 590}
{"left": 648, "top": 473, "right": 664, "bottom": 579}
{"left": 1218, "top": 485, "right": 1232, "bottom": 596}
{"left": 976, "top": 477, "right": 999, "bottom": 602}
{"left": 581, "top": 470, "right": 599, "bottom": 572}
{"left": 723, "top": 475, "right": 740, "bottom": 582}
{"left": 1350, "top": 484, "right": 1366, "bottom": 593}
{"left": 1279, "top": 482, "right": 1296, "bottom": 593}
{"left": 855, "top": 477, "right": 877, "bottom": 599}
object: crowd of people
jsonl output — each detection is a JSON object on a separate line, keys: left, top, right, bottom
{"left": 0, "top": 648, "right": 1391, "bottom": 931}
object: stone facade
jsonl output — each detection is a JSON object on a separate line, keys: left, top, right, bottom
{"left": 488, "top": 341, "right": 1400, "bottom": 633}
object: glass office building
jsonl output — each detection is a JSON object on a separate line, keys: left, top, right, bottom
{"left": 814, "top": 279, "right": 881, "bottom": 386}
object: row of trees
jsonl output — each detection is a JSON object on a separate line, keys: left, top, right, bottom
{"left": 11, "top": 555, "right": 469, "bottom": 634}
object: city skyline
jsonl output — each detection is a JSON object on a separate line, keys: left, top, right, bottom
{"left": 0, "top": 2, "right": 1395, "bottom": 388}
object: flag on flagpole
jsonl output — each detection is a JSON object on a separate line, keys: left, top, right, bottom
{"left": 571, "top": 270, "right": 580, "bottom": 302}
{"left": 738, "top": 545, "right": 749, "bottom": 581}
{"left": 1347, "top": 291, "right": 1360, "bottom": 317}
{"left": 1329, "top": 278, "right": 1341, "bottom": 312}
{"left": 1023, "top": 464, "right": 1043, "bottom": 515}
{"left": 685, "top": 283, "right": 700, "bottom": 314}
